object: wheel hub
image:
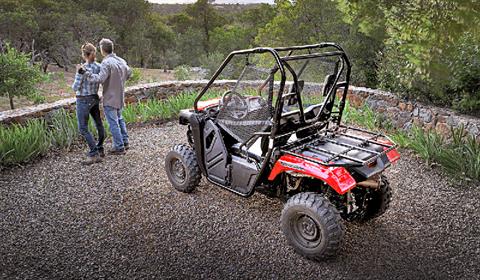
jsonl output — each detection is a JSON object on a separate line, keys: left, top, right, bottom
{"left": 297, "top": 216, "right": 319, "bottom": 241}
{"left": 171, "top": 159, "right": 186, "bottom": 183}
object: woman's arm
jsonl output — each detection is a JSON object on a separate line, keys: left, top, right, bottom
{"left": 72, "top": 73, "right": 84, "bottom": 92}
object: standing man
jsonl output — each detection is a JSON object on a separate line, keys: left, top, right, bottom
{"left": 83, "top": 38, "right": 132, "bottom": 155}
{"left": 73, "top": 43, "right": 105, "bottom": 165}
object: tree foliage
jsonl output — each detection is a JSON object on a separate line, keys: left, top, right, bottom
{"left": 0, "top": 0, "right": 478, "bottom": 114}
{"left": 338, "top": 0, "right": 480, "bottom": 113}
{"left": 0, "top": 44, "right": 43, "bottom": 109}
{"left": 255, "top": 0, "right": 382, "bottom": 87}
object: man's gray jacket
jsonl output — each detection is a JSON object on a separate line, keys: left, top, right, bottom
{"left": 86, "top": 53, "right": 131, "bottom": 109}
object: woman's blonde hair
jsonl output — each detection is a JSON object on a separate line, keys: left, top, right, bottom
{"left": 81, "top": 43, "right": 96, "bottom": 57}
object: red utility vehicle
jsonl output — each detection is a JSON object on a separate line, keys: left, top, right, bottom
{"left": 165, "top": 43, "right": 400, "bottom": 260}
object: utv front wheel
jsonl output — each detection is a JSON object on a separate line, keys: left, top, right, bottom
{"left": 281, "top": 192, "right": 345, "bottom": 261}
{"left": 165, "top": 144, "right": 201, "bottom": 193}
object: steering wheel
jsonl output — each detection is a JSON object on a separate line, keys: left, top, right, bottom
{"left": 221, "top": 91, "right": 249, "bottom": 119}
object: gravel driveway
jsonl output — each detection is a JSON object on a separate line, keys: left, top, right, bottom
{"left": 1, "top": 122, "right": 479, "bottom": 280}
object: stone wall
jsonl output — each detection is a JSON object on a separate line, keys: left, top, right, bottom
{"left": 0, "top": 80, "right": 478, "bottom": 140}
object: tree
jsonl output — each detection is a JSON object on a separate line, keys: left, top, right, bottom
{"left": 186, "top": 0, "right": 225, "bottom": 56}
{"left": 0, "top": 44, "right": 42, "bottom": 109}
{"left": 255, "top": 0, "right": 382, "bottom": 87}
{"left": 236, "top": 4, "right": 275, "bottom": 45}
{"left": 337, "top": 0, "right": 480, "bottom": 108}
{"left": 146, "top": 14, "right": 175, "bottom": 70}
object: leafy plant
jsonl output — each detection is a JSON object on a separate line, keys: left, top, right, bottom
{"left": 0, "top": 119, "right": 51, "bottom": 165}
{"left": 126, "top": 68, "right": 142, "bottom": 86}
{"left": 29, "top": 92, "right": 46, "bottom": 104}
{"left": 48, "top": 109, "right": 79, "bottom": 150}
{"left": 0, "top": 44, "right": 43, "bottom": 110}
{"left": 174, "top": 65, "right": 192, "bottom": 81}
{"left": 407, "top": 126, "right": 444, "bottom": 165}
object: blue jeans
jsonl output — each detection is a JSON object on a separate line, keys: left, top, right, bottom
{"left": 104, "top": 105, "right": 129, "bottom": 150}
{"left": 76, "top": 96, "right": 105, "bottom": 157}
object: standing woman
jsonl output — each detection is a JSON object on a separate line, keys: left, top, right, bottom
{"left": 72, "top": 43, "right": 105, "bottom": 165}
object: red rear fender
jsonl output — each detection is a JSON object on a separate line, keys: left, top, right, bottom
{"left": 268, "top": 154, "right": 356, "bottom": 195}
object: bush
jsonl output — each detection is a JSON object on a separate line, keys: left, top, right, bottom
{"left": 29, "top": 92, "right": 46, "bottom": 104}
{"left": 0, "top": 119, "right": 51, "bottom": 165}
{"left": 448, "top": 33, "right": 480, "bottom": 115}
{"left": 174, "top": 65, "right": 192, "bottom": 81}
{"left": 198, "top": 52, "right": 225, "bottom": 77}
{"left": 0, "top": 44, "right": 43, "bottom": 110}
{"left": 48, "top": 109, "right": 79, "bottom": 150}
{"left": 126, "top": 68, "right": 142, "bottom": 86}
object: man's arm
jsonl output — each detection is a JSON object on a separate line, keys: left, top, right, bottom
{"left": 85, "top": 60, "right": 110, "bottom": 83}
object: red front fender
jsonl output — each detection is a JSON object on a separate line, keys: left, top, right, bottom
{"left": 268, "top": 154, "right": 356, "bottom": 195}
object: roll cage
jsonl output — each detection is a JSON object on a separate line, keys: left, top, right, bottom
{"left": 188, "top": 43, "right": 396, "bottom": 197}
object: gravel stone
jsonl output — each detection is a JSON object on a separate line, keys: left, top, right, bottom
{"left": 1, "top": 122, "right": 479, "bottom": 280}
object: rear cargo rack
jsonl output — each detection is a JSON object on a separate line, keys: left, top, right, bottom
{"left": 279, "top": 125, "right": 397, "bottom": 168}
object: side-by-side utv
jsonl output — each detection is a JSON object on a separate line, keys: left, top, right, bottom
{"left": 165, "top": 43, "right": 400, "bottom": 261}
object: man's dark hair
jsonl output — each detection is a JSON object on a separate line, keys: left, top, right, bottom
{"left": 99, "top": 38, "right": 114, "bottom": 54}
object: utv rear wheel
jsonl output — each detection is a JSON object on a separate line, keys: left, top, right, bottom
{"left": 281, "top": 192, "right": 345, "bottom": 261}
{"left": 165, "top": 144, "right": 201, "bottom": 193}
{"left": 362, "top": 175, "right": 392, "bottom": 220}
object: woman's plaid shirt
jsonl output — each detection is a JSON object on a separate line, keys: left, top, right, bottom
{"left": 72, "top": 62, "right": 101, "bottom": 96}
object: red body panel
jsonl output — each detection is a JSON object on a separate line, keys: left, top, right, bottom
{"left": 197, "top": 98, "right": 221, "bottom": 111}
{"left": 268, "top": 154, "right": 357, "bottom": 195}
{"left": 386, "top": 148, "right": 400, "bottom": 163}
{"left": 377, "top": 139, "right": 401, "bottom": 164}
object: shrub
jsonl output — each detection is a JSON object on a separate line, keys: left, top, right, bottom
{"left": 344, "top": 101, "right": 480, "bottom": 183}
{"left": 48, "top": 109, "right": 79, "bottom": 150}
{"left": 174, "top": 65, "right": 192, "bottom": 81}
{"left": 0, "top": 119, "right": 51, "bottom": 165}
{"left": 0, "top": 44, "right": 43, "bottom": 110}
{"left": 448, "top": 33, "right": 480, "bottom": 115}
{"left": 198, "top": 51, "right": 225, "bottom": 77}
{"left": 29, "top": 92, "right": 46, "bottom": 104}
{"left": 126, "top": 68, "right": 142, "bottom": 86}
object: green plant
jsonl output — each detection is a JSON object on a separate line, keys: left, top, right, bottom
{"left": 198, "top": 51, "right": 226, "bottom": 77}
{"left": 29, "top": 92, "right": 46, "bottom": 104}
{"left": 407, "top": 126, "right": 445, "bottom": 165}
{"left": 434, "top": 126, "right": 480, "bottom": 182}
{"left": 0, "top": 44, "right": 43, "bottom": 110}
{"left": 48, "top": 109, "right": 79, "bottom": 150}
{"left": 0, "top": 119, "right": 51, "bottom": 165}
{"left": 126, "top": 68, "right": 142, "bottom": 86}
{"left": 174, "top": 65, "right": 192, "bottom": 81}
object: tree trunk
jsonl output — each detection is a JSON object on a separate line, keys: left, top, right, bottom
{"left": 8, "top": 93, "right": 14, "bottom": 110}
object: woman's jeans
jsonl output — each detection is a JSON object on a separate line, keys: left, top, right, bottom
{"left": 76, "top": 95, "right": 105, "bottom": 157}
{"left": 103, "top": 105, "right": 129, "bottom": 151}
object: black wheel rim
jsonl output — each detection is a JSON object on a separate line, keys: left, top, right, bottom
{"left": 170, "top": 158, "right": 186, "bottom": 185}
{"left": 290, "top": 212, "right": 322, "bottom": 248}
